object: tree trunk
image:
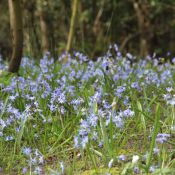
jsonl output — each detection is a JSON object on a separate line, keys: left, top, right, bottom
{"left": 8, "top": 0, "right": 23, "bottom": 73}
{"left": 23, "top": 0, "right": 41, "bottom": 58}
{"left": 132, "top": 0, "right": 152, "bottom": 57}
{"left": 66, "top": 0, "right": 79, "bottom": 52}
{"left": 92, "top": 0, "right": 106, "bottom": 57}
{"left": 37, "top": 0, "right": 50, "bottom": 54}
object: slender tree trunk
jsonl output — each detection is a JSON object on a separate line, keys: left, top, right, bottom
{"left": 39, "top": 12, "right": 49, "bottom": 54}
{"left": 79, "top": 1, "right": 85, "bottom": 50}
{"left": 92, "top": 0, "right": 105, "bottom": 37}
{"left": 37, "top": 0, "right": 50, "bottom": 54}
{"left": 132, "top": 0, "right": 152, "bottom": 57}
{"left": 66, "top": 0, "right": 79, "bottom": 52}
{"left": 169, "top": 31, "right": 175, "bottom": 55}
{"left": 24, "top": 0, "right": 41, "bottom": 58}
{"left": 8, "top": 0, "right": 23, "bottom": 73}
{"left": 92, "top": 0, "right": 106, "bottom": 57}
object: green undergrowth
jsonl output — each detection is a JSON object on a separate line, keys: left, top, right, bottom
{"left": 0, "top": 55, "right": 175, "bottom": 174}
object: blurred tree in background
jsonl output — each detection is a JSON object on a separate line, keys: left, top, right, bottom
{"left": 0, "top": 0, "right": 11, "bottom": 59}
{"left": 1, "top": 0, "right": 175, "bottom": 62}
{"left": 8, "top": 0, "right": 23, "bottom": 73}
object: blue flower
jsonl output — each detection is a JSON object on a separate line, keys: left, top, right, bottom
{"left": 153, "top": 147, "right": 159, "bottom": 155}
{"left": 74, "top": 136, "right": 79, "bottom": 148}
{"left": 112, "top": 115, "right": 124, "bottom": 128}
{"left": 81, "top": 136, "right": 88, "bottom": 149}
{"left": 156, "top": 133, "right": 170, "bottom": 144}
{"left": 115, "top": 86, "right": 126, "bottom": 98}
{"left": 88, "top": 113, "right": 98, "bottom": 127}
{"left": 5, "top": 135, "right": 14, "bottom": 141}
{"left": 122, "top": 109, "right": 134, "bottom": 118}
{"left": 23, "top": 147, "right": 32, "bottom": 156}
{"left": 118, "top": 154, "right": 126, "bottom": 161}
{"left": 133, "top": 166, "right": 140, "bottom": 174}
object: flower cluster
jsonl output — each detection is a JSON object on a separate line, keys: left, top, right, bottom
{"left": 0, "top": 46, "right": 174, "bottom": 174}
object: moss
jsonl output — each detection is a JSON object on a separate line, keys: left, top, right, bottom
{"left": 79, "top": 167, "right": 120, "bottom": 175}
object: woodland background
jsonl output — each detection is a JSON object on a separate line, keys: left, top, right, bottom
{"left": 0, "top": 0, "right": 175, "bottom": 60}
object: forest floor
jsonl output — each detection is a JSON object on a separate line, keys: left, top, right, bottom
{"left": 0, "top": 48, "right": 175, "bottom": 174}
